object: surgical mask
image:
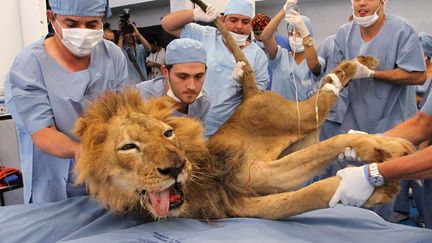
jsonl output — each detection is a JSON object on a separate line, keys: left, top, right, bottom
{"left": 289, "top": 36, "right": 304, "bottom": 53}
{"left": 228, "top": 31, "right": 249, "bottom": 46}
{"left": 352, "top": 4, "right": 381, "bottom": 28}
{"left": 255, "top": 40, "right": 265, "bottom": 49}
{"left": 53, "top": 19, "right": 103, "bottom": 57}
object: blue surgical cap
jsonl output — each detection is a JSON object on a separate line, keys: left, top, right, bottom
{"left": 288, "top": 15, "right": 314, "bottom": 37}
{"left": 419, "top": 32, "right": 432, "bottom": 57}
{"left": 49, "top": 0, "right": 110, "bottom": 18}
{"left": 166, "top": 38, "right": 207, "bottom": 65}
{"left": 224, "top": 0, "right": 253, "bottom": 19}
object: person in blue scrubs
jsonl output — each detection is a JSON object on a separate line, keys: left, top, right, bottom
{"left": 4, "top": 0, "right": 133, "bottom": 204}
{"left": 333, "top": 0, "right": 426, "bottom": 135}
{"left": 161, "top": 0, "right": 269, "bottom": 137}
{"left": 260, "top": 2, "right": 324, "bottom": 101}
{"left": 118, "top": 23, "right": 151, "bottom": 83}
{"left": 321, "top": 0, "right": 426, "bottom": 221}
{"left": 252, "top": 13, "right": 290, "bottom": 90}
{"left": 137, "top": 38, "right": 211, "bottom": 121}
{"left": 330, "top": 92, "right": 432, "bottom": 228}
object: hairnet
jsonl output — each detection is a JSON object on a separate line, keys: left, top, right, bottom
{"left": 224, "top": 0, "right": 253, "bottom": 19}
{"left": 165, "top": 38, "right": 207, "bottom": 65}
{"left": 49, "top": 0, "right": 111, "bottom": 18}
{"left": 252, "top": 14, "right": 271, "bottom": 32}
{"left": 419, "top": 32, "right": 432, "bottom": 57}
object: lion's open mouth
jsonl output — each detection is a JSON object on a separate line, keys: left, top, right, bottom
{"left": 146, "top": 183, "right": 184, "bottom": 217}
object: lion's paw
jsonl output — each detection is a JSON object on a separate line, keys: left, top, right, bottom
{"left": 363, "top": 182, "right": 399, "bottom": 208}
{"left": 344, "top": 134, "right": 415, "bottom": 163}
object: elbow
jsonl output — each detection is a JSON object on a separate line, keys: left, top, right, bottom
{"left": 414, "top": 72, "right": 427, "bottom": 85}
{"left": 415, "top": 112, "right": 432, "bottom": 138}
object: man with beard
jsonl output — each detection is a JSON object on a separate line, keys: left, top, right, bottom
{"left": 137, "top": 38, "right": 210, "bottom": 121}
{"left": 161, "top": 0, "right": 269, "bottom": 137}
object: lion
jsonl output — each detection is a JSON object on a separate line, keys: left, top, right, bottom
{"left": 73, "top": 0, "right": 415, "bottom": 220}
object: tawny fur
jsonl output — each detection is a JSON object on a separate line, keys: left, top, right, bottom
{"left": 73, "top": 0, "right": 414, "bottom": 220}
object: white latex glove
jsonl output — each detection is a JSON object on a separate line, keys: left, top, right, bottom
{"left": 352, "top": 60, "right": 374, "bottom": 80}
{"left": 284, "top": 10, "right": 310, "bottom": 38}
{"left": 193, "top": 4, "right": 219, "bottom": 23}
{"left": 283, "top": 0, "right": 298, "bottom": 12}
{"left": 232, "top": 61, "right": 246, "bottom": 83}
{"left": 329, "top": 166, "right": 375, "bottom": 207}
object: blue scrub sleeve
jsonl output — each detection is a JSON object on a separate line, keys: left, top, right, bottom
{"left": 180, "top": 23, "right": 209, "bottom": 42}
{"left": 395, "top": 26, "right": 426, "bottom": 72}
{"left": 420, "top": 92, "right": 432, "bottom": 115}
{"left": 5, "top": 55, "right": 54, "bottom": 135}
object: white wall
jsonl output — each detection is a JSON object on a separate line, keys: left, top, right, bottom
{"left": 258, "top": 0, "right": 432, "bottom": 46}
{"left": 0, "top": 0, "right": 47, "bottom": 89}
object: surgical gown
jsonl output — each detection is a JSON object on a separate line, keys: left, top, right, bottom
{"left": 4, "top": 37, "right": 132, "bottom": 204}
{"left": 181, "top": 23, "right": 269, "bottom": 137}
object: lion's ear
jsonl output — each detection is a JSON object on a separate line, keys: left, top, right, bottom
{"left": 73, "top": 118, "right": 88, "bottom": 139}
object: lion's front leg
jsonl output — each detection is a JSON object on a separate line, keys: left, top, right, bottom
{"left": 235, "top": 134, "right": 415, "bottom": 194}
{"left": 232, "top": 176, "right": 398, "bottom": 219}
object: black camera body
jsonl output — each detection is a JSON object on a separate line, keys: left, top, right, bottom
{"left": 119, "top": 8, "right": 133, "bottom": 34}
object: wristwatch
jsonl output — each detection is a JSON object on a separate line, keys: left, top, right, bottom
{"left": 367, "top": 163, "right": 385, "bottom": 186}
{"left": 302, "top": 37, "right": 313, "bottom": 48}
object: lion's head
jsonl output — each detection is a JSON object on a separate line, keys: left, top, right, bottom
{"left": 73, "top": 89, "right": 207, "bottom": 219}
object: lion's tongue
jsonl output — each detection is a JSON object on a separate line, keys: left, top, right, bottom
{"left": 149, "top": 189, "right": 170, "bottom": 216}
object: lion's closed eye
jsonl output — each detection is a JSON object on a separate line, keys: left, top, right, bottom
{"left": 119, "top": 143, "right": 140, "bottom": 151}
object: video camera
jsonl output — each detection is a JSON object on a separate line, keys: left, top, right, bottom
{"left": 119, "top": 8, "right": 134, "bottom": 34}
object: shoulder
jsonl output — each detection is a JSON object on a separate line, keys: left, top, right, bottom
{"left": 136, "top": 77, "right": 165, "bottom": 98}
{"left": 11, "top": 38, "right": 46, "bottom": 67}
{"left": 97, "top": 39, "right": 125, "bottom": 59}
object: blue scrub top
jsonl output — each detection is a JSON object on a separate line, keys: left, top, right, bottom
{"left": 181, "top": 23, "right": 269, "bottom": 137}
{"left": 254, "top": 34, "right": 290, "bottom": 90}
{"left": 333, "top": 15, "right": 426, "bottom": 134}
{"left": 136, "top": 77, "right": 211, "bottom": 121}
{"left": 421, "top": 87, "right": 432, "bottom": 115}
{"left": 270, "top": 45, "right": 325, "bottom": 101}
{"left": 122, "top": 43, "right": 148, "bottom": 83}
{"left": 4, "top": 36, "right": 133, "bottom": 204}
{"left": 417, "top": 76, "right": 432, "bottom": 108}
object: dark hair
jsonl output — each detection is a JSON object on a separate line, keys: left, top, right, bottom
{"left": 146, "top": 33, "right": 162, "bottom": 46}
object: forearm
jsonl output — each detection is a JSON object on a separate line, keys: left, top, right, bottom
{"left": 378, "top": 146, "right": 432, "bottom": 180}
{"left": 303, "top": 35, "right": 320, "bottom": 75}
{"left": 118, "top": 36, "right": 124, "bottom": 48}
{"left": 161, "top": 10, "right": 194, "bottom": 37}
{"left": 31, "top": 126, "right": 79, "bottom": 159}
{"left": 261, "top": 10, "right": 284, "bottom": 59}
{"left": 374, "top": 68, "right": 426, "bottom": 85}
{"left": 137, "top": 35, "right": 151, "bottom": 52}
{"left": 384, "top": 112, "right": 432, "bottom": 145}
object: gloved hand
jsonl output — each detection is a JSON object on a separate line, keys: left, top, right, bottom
{"left": 352, "top": 60, "right": 374, "bottom": 79}
{"left": 283, "top": 0, "right": 298, "bottom": 12}
{"left": 232, "top": 61, "right": 246, "bottom": 83}
{"left": 284, "top": 10, "right": 310, "bottom": 38}
{"left": 329, "top": 166, "right": 375, "bottom": 207}
{"left": 193, "top": 4, "right": 219, "bottom": 23}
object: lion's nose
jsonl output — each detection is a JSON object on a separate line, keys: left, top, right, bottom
{"left": 157, "top": 152, "right": 185, "bottom": 179}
